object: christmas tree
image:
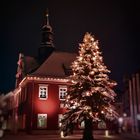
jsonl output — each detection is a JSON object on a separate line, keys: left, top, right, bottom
{"left": 60, "top": 33, "right": 118, "bottom": 139}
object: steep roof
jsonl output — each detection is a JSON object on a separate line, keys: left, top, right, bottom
{"left": 24, "top": 56, "right": 39, "bottom": 74}
{"left": 16, "top": 54, "right": 39, "bottom": 79}
{"left": 30, "top": 51, "right": 76, "bottom": 78}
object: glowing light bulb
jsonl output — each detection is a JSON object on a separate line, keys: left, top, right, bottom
{"left": 101, "top": 111, "right": 104, "bottom": 114}
{"left": 90, "top": 71, "right": 94, "bottom": 75}
{"left": 86, "top": 92, "right": 90, "bottom": 96}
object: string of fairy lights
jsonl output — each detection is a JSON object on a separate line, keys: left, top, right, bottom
{"left": 61, "top": 33, "right": 118, "bottom": 136}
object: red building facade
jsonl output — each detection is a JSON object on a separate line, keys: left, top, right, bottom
{"left": 5, "top": 13, "right": 76, "bottom": 133}
{"left": 10, "top": 76, "right": 73, "bottom": 133}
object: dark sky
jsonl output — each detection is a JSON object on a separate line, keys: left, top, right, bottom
{"left": 0, "top": 0, "right": 140, "bottom": 93}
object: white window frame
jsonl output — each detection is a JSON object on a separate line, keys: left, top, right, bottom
{"left": 59, "top": 85, "right": 67, "bottom": 100}
{"left": 37, "top": 114, "right": 47, "bottom": 128}
{"left": 39, "top": 85, "right": 48, "bottom": 100}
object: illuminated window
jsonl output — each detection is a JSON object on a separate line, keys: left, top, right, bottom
{"left": 59, "top": 86, "right": 67, "bottom": 100}
{"left": 58, "top": 114, "right": 63, "bottom": 127}
{"left": 37, "top": 114, "right": 47, "bottom": 128}
{"left": 39, "top": 85, "right": 48, "bottom": 100}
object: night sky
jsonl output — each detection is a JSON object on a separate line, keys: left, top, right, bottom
{"left": 0, "top": 0, "right": 140, "bottom": 93}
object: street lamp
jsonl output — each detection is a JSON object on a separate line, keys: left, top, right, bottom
{"left": 118, "top": 117, "right": 123, "bottom": 133}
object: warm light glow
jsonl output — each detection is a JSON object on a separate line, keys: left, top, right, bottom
{"left": 105, "top": 130, "right": 109, "bottom": 137}
{"left": 0, "top": 130, "right": 4, "bottom": 138}
{"left": 123, "top": 113, "right": 127, "bottom": 117}
{"left": 19, "top": 77, "right": 27, "bottom": 86}
{"left": 101, "top": 110, "right": 104, "bottom": 114}
{"left": 118, "top": 117, "right": 123, "bottom": 124}
{"left": 137, "top": 114, "right": 140, "bottom": 120}
{"left": 90, "top": 71, "right": 94, "bottom": 75}
{"left": 72, "top": 105, "right": 76, "bottom": 109}
{"left": 86, "top": 91, "right": 90, "bottom": 96}
{"left": 36, "top": 99, "right": 57, "bottom": 115}
{"left": 67, "top": 95, "right": 70, "bottom": 99}
{"left": 14, "top": 87, "right": 21, "bottom": 95}
{"left": 59, "top": 122, "right": 62, "bottom": 127}
{"left": 79, "top": 56, "right": 83, "bottom": 61}
{"left": 19, "top": 76, "right": 69, "bottom": 87}
{"left": 60, "top": 131, "right": 64, "bottom": 138}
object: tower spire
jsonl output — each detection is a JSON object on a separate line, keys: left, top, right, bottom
{"left": 38, "top": 10, "right": 55, "bottom": 64}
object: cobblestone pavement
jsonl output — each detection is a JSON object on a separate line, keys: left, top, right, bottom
{"left": 1, "top": 130, "right": 140, "bottom": 140}
{"left": 1, "top": 133, "right": 140, "bottom": 140}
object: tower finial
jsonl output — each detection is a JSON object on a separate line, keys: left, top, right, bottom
{"left": 45, "top": 8, "right": 49, "bottom": 26}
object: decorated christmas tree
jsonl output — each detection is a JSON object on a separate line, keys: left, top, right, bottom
{"left": 60, "top": 33, "right": 118, "bottom": 139}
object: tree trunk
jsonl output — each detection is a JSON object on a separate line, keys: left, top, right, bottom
{"left": 81, "top": 117, "right": 94, "bottom": 140}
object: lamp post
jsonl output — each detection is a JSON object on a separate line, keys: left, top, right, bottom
{"left": 118, "top": 117, "right": 123, "bottom": 133}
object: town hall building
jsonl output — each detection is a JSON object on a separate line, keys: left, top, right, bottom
{"left": 5, "top": 12, "right": 76, "bottom": 134}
